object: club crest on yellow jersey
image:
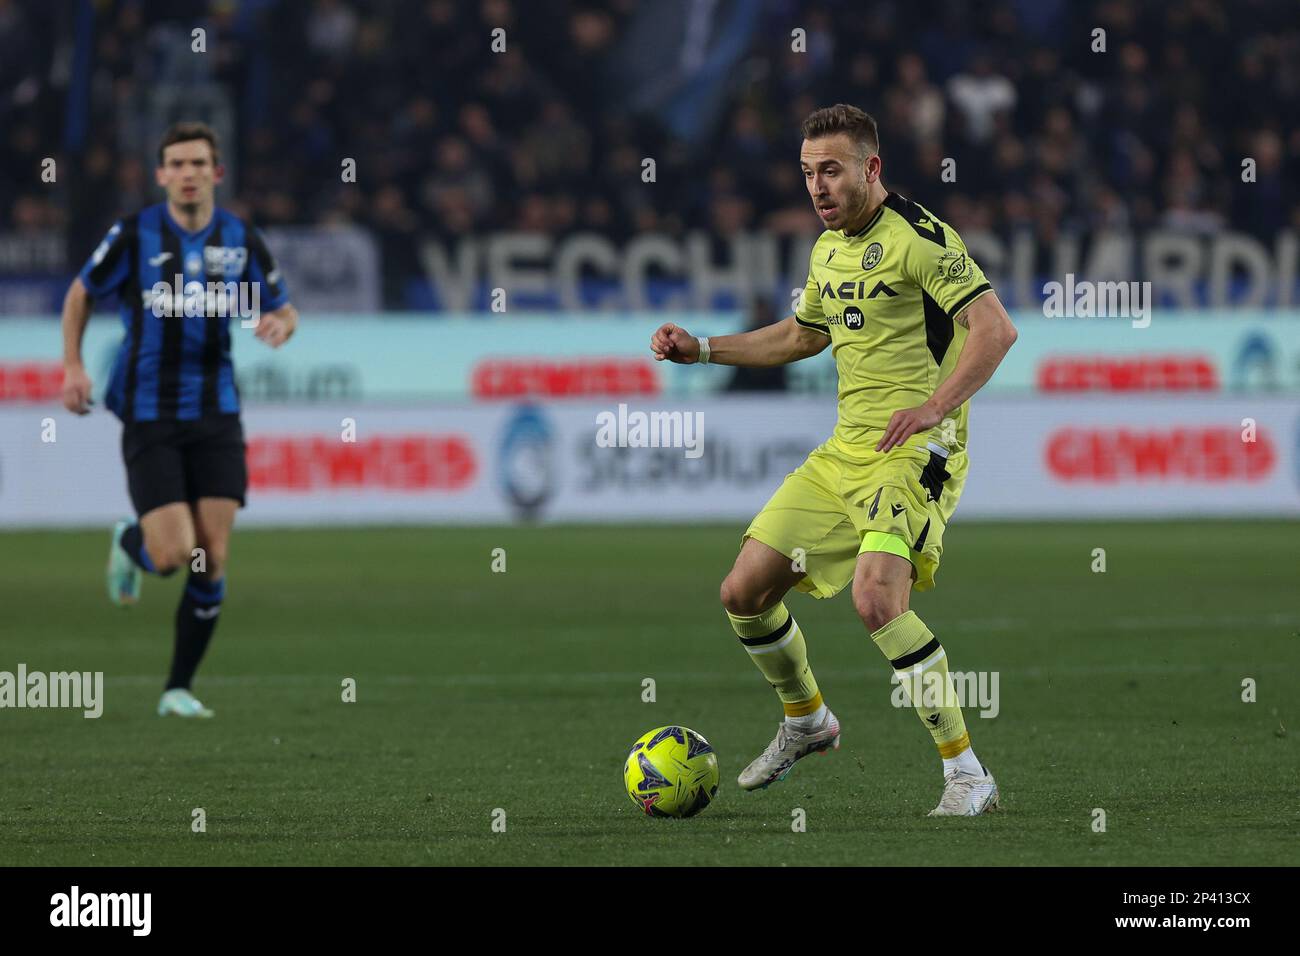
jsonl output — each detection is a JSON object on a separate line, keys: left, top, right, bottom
{"left": 862, "top": 242, "right": 884, "bottom": 270}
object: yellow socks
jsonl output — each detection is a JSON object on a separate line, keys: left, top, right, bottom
{"left": 729, "top": 603, "right": 981, "bottom": 774}
{"left": 871, "top": 610, "right": 974, "bottom": 763}
{"left": 727, "top": 602, "right": 822, "bottom": 717}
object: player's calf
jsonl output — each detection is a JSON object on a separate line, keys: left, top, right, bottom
{"left": 721, "top": 539, "right": 841, "bottom": 789}
{"left": 853, "top": 550, "right": 993, "bottom": 805}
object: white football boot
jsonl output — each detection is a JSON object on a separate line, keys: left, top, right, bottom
{"left": 158, "top": 688, "right": 215, "bottom": 718}
{"left": 927, "top": 764, "right": 1000, "bottom": 816}
{"left": 737, "top": 709, "right": 841, "bottom": 790}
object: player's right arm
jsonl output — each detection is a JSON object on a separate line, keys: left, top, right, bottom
{"left": 650, "top": 315, "right": 829, "bottom": 367}
{"left": 61, "top": 277, "right": 96, "bottom": 414}
{"left": 652, "top": 243, "right": 833, "bottom": 367}
{"left": 62, "top": 218, "right": 132, "bottom": 414}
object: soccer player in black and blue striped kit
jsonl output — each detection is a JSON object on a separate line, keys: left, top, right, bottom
{"left": 60, "top": 122, "right": 299, "bottom": 718}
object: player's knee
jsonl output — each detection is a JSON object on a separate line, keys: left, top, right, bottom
{"left": 853, "top": 584, "right": 905, "bottom": 632}
{"left": 153, "top": 548, "right": 191, "bottom": 575}
{"left": 149, "top": 535, "right": 197, "bottom": 575}
{"left": 720, "top": 574, "right": 775, "bottom": 617}
{"left": 197, "top": 542, "right": 227, "bottom": 579}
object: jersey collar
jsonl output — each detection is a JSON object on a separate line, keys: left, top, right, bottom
{"left": 839, "top": 193, "right": 889, "bottom": 240}
{"left": 161, "top": 203, "right": 218, "bottom": 241}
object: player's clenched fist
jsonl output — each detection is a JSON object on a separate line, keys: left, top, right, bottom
{"left": 650, "top": 323, "right": 701, "bottom": 363}
{"left": 62, "top": 364, "right": 93, "bottom": 415}
{"left": 253, "top": 307, "right": 298, "bottom": 348}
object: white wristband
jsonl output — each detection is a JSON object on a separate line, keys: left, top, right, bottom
{"left": 696, "top": 336, "right": 711, "bottom": 365}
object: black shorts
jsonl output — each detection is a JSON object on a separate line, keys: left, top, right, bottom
{"left": 121, "top": 414, "right": 248, "bottom": 516}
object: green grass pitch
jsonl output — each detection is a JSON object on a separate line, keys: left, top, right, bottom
{"left": 1, "top": 521, "right": 1295, "bottom": 866}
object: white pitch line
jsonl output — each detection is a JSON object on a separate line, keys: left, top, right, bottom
{"left": 96, "top": 658, "right": 1287, "bottom": 690}
{"left": 929, "top": 611, "right": 1300, "bottom": 633}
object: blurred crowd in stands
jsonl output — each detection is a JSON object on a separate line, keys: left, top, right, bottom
{"left": 2, "top": 0, "right": 1298, "bottom": 266}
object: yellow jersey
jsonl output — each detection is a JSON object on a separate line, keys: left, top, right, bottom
{"left": 794, "top": 191, "right": 994, "bottom": 457}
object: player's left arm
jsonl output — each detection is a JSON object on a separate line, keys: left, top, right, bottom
{"left": 876, "top": 217, "right": 1017, "bottom": 452}
{"left": 875, "top": 292, "right": 1017, "bottom": 452}
{"left": 244, "top": 223, "right": 297, "bottom": 348}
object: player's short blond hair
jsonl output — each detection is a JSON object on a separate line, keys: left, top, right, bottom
{"left": 800, "top": 104, "right": 879, "bottom": 159}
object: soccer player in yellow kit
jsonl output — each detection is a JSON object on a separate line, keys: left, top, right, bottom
{"left": 650, "top": 104, "right": 1017, "bottom": 816}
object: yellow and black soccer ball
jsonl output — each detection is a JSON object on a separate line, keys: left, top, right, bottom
{"left": 623, "top": 725, "right": 720, "bottom": 818}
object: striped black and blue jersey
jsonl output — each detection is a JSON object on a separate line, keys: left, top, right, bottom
{"left": 78, "top": 203, "right": 290, "bottom": 422}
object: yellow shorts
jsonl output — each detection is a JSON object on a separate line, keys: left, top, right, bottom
{"left": 745, "top": 438, "right": 967, "bottom": 596}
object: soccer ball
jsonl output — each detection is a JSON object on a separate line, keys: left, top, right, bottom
{"left": 623, "top": 725, "right": 719, "bottom": 818}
